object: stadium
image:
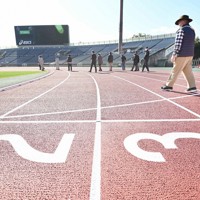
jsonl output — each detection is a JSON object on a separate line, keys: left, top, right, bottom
{"left": 0, "top": 1, "right": 200, "bottom": 200}
{"left": 0, "top": 27, "right": 175, "bottom": 68}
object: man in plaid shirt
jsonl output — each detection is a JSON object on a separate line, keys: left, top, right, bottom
{"left": 161, "top": 15, "right": 197, "bottom": 92}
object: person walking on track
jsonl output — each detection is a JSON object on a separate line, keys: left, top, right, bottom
{"left": 89, "top": 51, "right": 97, "bottom": 73}
{"left": 108, "top": 52, "right": 113, "bottom": 71}
{"left": 97, "top": 53, "right": 103, "bottom": 71}
{"left": 161, "top": 15, "right": 197, "bottom": 92}
{"left": 142, "top": 47, "right": 150, "bottom": 72}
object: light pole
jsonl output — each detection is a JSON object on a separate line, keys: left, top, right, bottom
{"left": 118, "top": 0, "right": 123, "bottom": 55}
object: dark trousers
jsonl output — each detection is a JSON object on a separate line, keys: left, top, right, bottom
{"left": 89, "top": 61, "right": 97, "bottom": 72}
{"left": 68, "top": 63, "right": 72, "bottom": 71}
{"left": 131, "top": 63, "right": 139, "bottom": 71}
{"left": 142, "top": 59, "right": 149, "bottom": 71}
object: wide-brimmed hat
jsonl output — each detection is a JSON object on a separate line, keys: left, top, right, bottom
{"left": 175, "top": 15, "right": 193, "bottom": 25}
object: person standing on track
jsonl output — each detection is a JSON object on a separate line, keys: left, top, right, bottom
{"left": 121, "top": 53, "right": 127, "bottom": 70}
{"left": 108, "top": 52, "right": 113, "bottom": 71}
{"left": 67, "top": 54, "right": 73, "bottom": 71}
{"left": 38, "top": 55, "right": 45, "bottom": 71}
{"left": 89, "top": 51, "right": 97, "bottom": 73}
{"left": 55, "top": 53, "right": 60, "bottom": 70}
{"left": 97, "top": 53, "right": 103, "bottom": 71}
{"left": 142, "top": 47, "right": 150, "bottom": 72}
{"left": 131, "top": 52, "right": 140, "bottom": 71}
{"left": 161, "top": 15, "right": 197, "bottom": 92}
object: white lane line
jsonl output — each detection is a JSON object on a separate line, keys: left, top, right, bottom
{"left": 101, "top": 92, "right": 200, "bottom": 109}
{"left": 125, "top": 71, "right": 185, "bottom": 88}
{"left": 2, "top": 91, "right": 199, "bottom": 119}
{"left": 0, "top": 72, "right": 71, "bottom": 119}
{"left": 113, "top": 75, "right": 200, "bottom": 118}
{"left": 102, "top": 118, "right": 200, "bottom": 122}
{"left": 126, "top": 70, "right": 200, "bottom": 88}
{"left": 137, "top": 70, "right": 200, "bottom": 83}
{"left": 1, "top": 118, "right": 200, "bottom": 124}
{"left": 2, "top": 107, "right": 97, "bottom": 119}
{"left": 88, "top": 74, "right": 101, "bottom": 200}
{"left": 0, "top": 120, "right": 96, "bottom": 124}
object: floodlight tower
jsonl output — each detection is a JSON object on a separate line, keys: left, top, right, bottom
{"left": 118, "top": 0, "right": 123, "bottom": 55}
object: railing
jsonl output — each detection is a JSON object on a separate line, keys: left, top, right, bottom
{"left": 193, "top": 58, "right": 200, "bottom": 67}
{"left": 69, "top": 33, "right": 176, "bottom": 46}
{"left": 1, "top": 33, "right": 176, "bottom": 49}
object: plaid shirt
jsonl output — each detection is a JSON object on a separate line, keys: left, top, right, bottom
{"left": 173, "top": 28, "right": 184, "bottom": 56}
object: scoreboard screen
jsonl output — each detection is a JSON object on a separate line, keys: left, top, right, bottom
{"left": 14, "top": 25, "right": 70, "bottom": 46}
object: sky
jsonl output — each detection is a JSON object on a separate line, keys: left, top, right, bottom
{"left": 0, "top": 0, "right": 200, "bottom": 48}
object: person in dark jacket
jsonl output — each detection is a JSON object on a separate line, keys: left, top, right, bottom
{"left": 67, "top": 54, "right": 72, "bottom": 71}
{"left": 131, "top": 52, "right": 140, "bottom": 71}
{"left": 108, "top": 52, "right": 113, "bottom": 71}
{"left": 121, "top": 54, "right": 126, "bottom": 70}
{"left": 97, "top": 53, "right": 103, "bottom": 71}
{"left": 89, "top": 51, "right": 97, "bottom": 73}
{"left": 142, "top": 47, "right": 150, "bottom": 72}
{"left": 161, "top": 15, "right": 197, "bottom": 92}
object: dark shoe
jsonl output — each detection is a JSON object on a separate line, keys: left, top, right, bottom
{"left": 161, "top": 85, "right": 173, "bottom": 91}
{"left": 186, "top": 87, "right": 197, "bottom": 92}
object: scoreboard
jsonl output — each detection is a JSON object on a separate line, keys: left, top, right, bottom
{"left": 14, "top": 25, "right": 70, "bottom": 46}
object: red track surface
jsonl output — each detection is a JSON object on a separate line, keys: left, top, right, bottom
{"left": 0, "top": 67, "right": 200, "bottom": 200}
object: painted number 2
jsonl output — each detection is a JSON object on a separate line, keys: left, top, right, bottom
{"left": 0, "top": 134, "right": 74, "bottom": 163}
{"left": 124, "top": 132, "right": 200, "bottom": 162}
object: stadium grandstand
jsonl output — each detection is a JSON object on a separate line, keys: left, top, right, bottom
{"left": 0, "top": 33, "right": 175, "bottom": 68}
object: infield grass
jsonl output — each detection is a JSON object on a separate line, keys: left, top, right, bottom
{"left": 0, "top": 71, "right": 44, "bottom": 79}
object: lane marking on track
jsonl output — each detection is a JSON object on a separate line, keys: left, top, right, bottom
{"left": 125, "top": 71, "right": 186, "bottom": 88}
{"left": 1, "top": 118, "right": 200, "bottom": 124}
{"left": 124, "top": 132, "right": 200, "bottom": 162}
{"left": 0, "top": 133, "right": 75, "bottom": 163}
{"left": 2, "top": 91, "right": 199, "bottom": 119}
{"left": 128, "top": 70, "right": 200, "bottom": 84}
{"left": 113, "top": 75, "right": 200, "bottom": 118}
{"left": 88, "top": 74, "right": 101, "bottom": 200}
{"left": 2, "top": 107, "right": 97, "bottom": 119}
{"left": 101, "top": 118, "right": 200, "bottom": 122}
{"left": 0, "top": 120, "right": 97, "bottom": 123}
{"left": 0, "top": 72, "right": 71, "bottom": 119}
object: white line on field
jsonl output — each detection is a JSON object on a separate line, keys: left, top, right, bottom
{"left": 1, "top": 118, "right": 200, "bottom": 124}
{"left": 2, "top": 91, "right": 199, "bottom": 119}
{"left": 0, "top": 72, "right": 71, "bottom": 119}
{"left": 88, "top": 74, "right": 101, "bottom": 200}
{"left": 113, "top": 75, "right": 200, "bottom": 118}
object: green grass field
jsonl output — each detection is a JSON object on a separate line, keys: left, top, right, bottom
{"left": 0, "top": 71, "right": 44, "bottom": 79}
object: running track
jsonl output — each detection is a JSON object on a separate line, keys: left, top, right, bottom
{"left": 0, "top": 67, "right": 200, "bottom": 200}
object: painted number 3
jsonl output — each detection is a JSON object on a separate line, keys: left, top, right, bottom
{"left": 124, "top": 132, "right": 200, "bottom": 162}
